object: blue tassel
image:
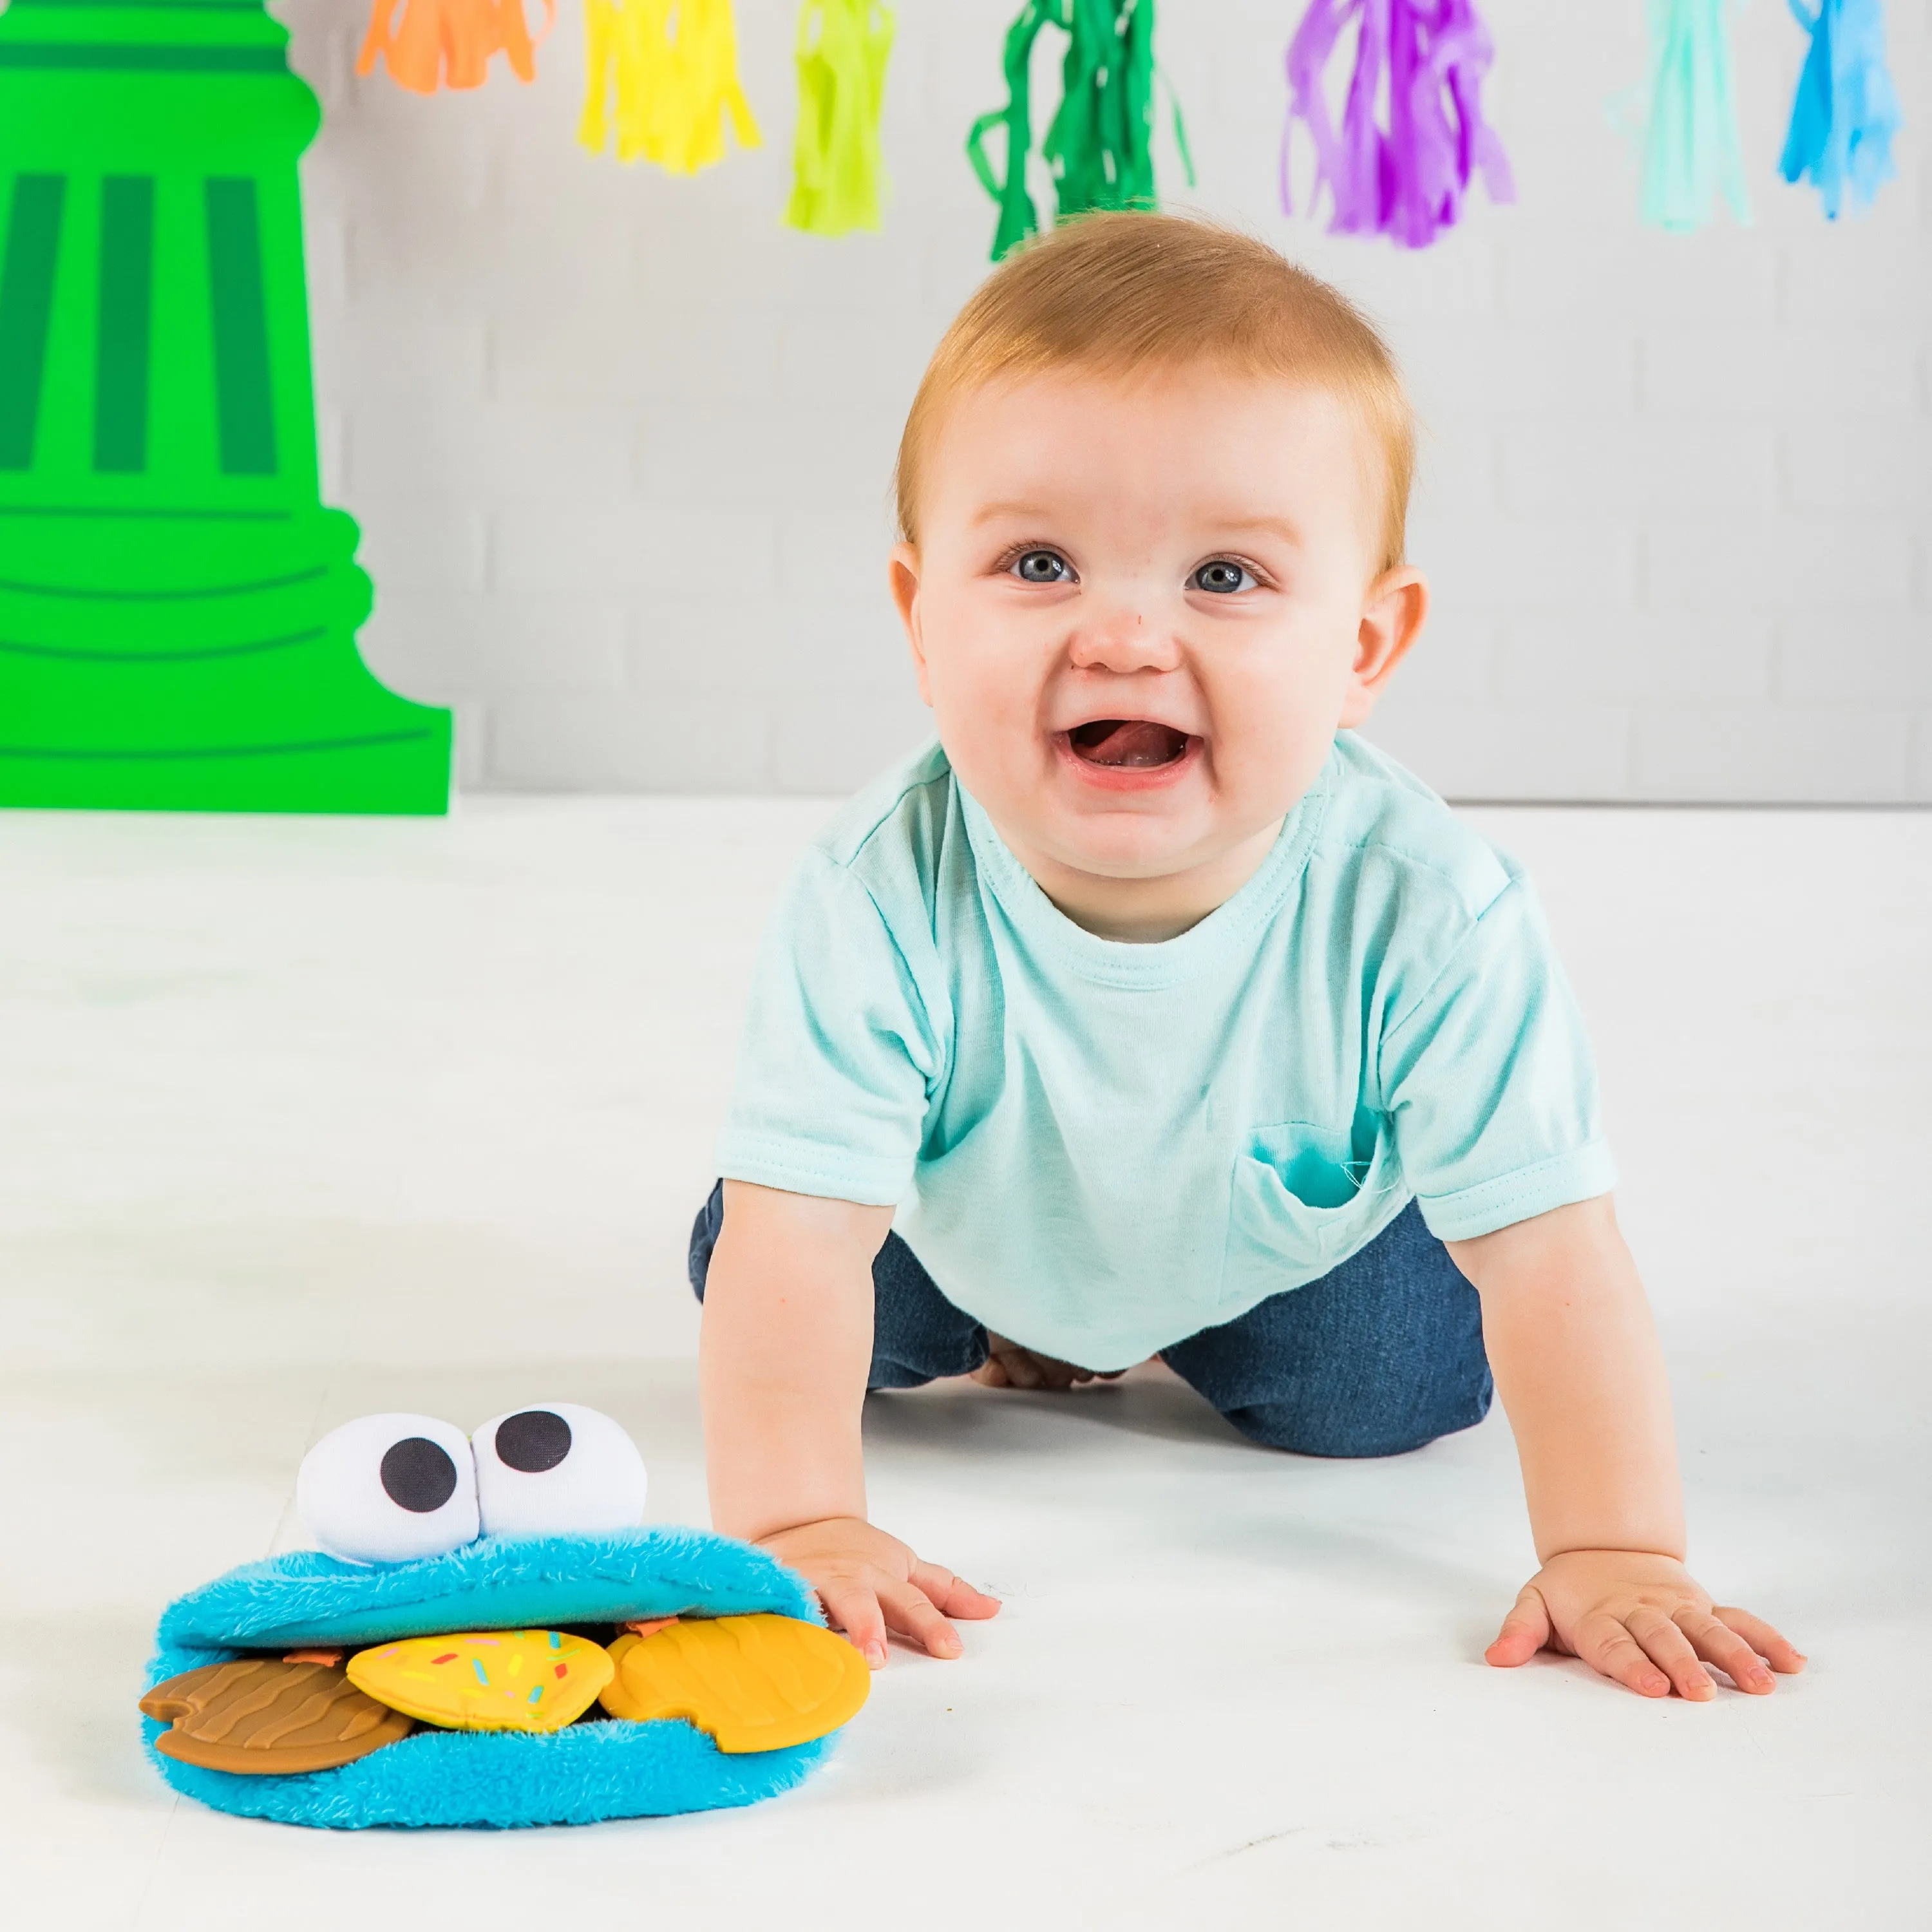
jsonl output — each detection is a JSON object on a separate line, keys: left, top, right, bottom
{"left": 1779, "top": 0, "right": 1902, "bottom": 218}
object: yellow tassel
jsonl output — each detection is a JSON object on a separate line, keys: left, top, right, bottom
{"left": 784, "top": 0, "right": 895, "bottom": 236}
{"left": 579, "top": 0, "right": 762, "bottom": 174}
{"left": 357, "top": 0, "right": 554, "bottom": 95}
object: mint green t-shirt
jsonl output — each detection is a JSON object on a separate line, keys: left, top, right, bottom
{"left": 717, "top": 735, "right": 1614, "bottom": 1372}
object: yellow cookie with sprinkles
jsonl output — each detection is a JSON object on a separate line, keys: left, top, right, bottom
{"left": 347, "top": 1630, "right": 613, "bottom": 1733}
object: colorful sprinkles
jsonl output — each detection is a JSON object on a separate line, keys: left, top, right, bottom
{"left": 346, "top": 1628, "right": 613, "bottom": 1734}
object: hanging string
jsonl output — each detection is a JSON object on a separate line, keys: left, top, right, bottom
{"left": 1638, "top": 0, "right": 1750, "bottom": 231}
{"left": 580, "top": 0, "right": 762, "bottom": 173}
{"left": 967, "top": 1, "right": 1191, "bottom": 262}
{"left": 357, "top": 0, "right": 554, "bottom": 93}
{"left": 786, "top": 0, "right": 896, "bottom": 236}
{"left": 1282, "top": 1, "right": 1513, "bottom": 248}
{"left": 1779, "top": 0, "right": 1901, "bottom": 218}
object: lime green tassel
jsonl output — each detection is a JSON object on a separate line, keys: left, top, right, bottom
{"left": 786, "top": 0, "right": 896, "bottom": 236}
{"left": 968, "top": 0, "right": 1191, "bottom": 261}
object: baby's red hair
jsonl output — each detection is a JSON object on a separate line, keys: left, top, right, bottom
{"left": 895, "top": 212, "right": 1415, "bottom": 575}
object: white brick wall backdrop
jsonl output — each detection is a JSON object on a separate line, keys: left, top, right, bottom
{"left": 286, "top": 0, "right": 1932, "bottom": 801}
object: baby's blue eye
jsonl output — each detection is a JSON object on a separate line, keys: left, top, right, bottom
{"left": 1193, "top": 560, "right": 1255, "bottom": 594}
{"left": 1014, "top": 549, "right": 1070, "bottom": 584}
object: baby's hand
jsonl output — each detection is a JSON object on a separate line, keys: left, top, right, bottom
{"left": 1486, "top": 1549, "right": 1805, "bottom": 1699}
{"left": 758, "top": 1515, "right": 1001, "bottom": 1669}
{"left": 974, "top": 1331, "right": 1126, "bottom": 1390}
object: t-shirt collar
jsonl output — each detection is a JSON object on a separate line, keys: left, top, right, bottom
{"left": 954, "top": 746, "right": 1335, "bottom": 989}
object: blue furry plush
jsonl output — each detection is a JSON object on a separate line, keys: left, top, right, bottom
{"left": 145, "top": 1528, "right": 838, "bottom": 1829}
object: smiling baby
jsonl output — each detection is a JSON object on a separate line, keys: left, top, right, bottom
{"left": 688, "top": 213, "right": 1803, "bottom": 1703}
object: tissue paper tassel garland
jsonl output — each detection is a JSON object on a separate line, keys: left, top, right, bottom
{"left": 968, "top": 1, "right": 1189, "bottom": 263}
{"left": 786, "top": 0, "right": 896, "bottom": 236}
{"left": 1282, "top": 0, "right": 1514, "bottom": 249}
{"left": 357, "top": 0, "right": 553, "bottom": 93}
{"left": 580, "top": 0, "right": 762, "bottom": 173}
{"left": 1779, "top": 0, "right": 1901, "bottom": 218}
{"left": 1638, "top": 0, "right": 1750, "bottom": 231}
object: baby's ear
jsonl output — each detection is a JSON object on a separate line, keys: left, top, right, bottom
{"left": 1341, "top": 567, "right": 1428, "bottom": 728}
{"left": 889, "top": 543, "right": 935, "bottom": 705}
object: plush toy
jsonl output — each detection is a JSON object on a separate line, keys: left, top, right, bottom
{"left": 1778, "top": 0, "right": 1900, "bottom": 218}
{"left": 579, "top": 0, "right": 762, "bottom": 173}
{"left": 356, "top": 0, "right": 555, "bottom": 95}
{"left": 967, "top": 0, "right": 1191, "bottom": 262}
{"left": 786, "top": 0, "right": 897, "bottom": 237}
{"left": 1281, "top": 0, "right": 1515, "bottom": 249}
{"left": 142, "top": 1406, "right": 868, "bottom": 1828}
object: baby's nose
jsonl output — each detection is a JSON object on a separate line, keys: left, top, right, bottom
{"left": 1067, "top": 607, "right": 1179, "bottom": 672}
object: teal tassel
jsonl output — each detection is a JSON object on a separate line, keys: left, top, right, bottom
{"left": 1640, "top": 0, "right": 1750, "bottom": 232}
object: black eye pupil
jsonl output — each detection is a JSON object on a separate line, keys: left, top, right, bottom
{"left": 380, "top": 1437, "right": 460, "bottom": 1513}
{"left": 495, "top": 1408, "right": 573, "bottom": 1474}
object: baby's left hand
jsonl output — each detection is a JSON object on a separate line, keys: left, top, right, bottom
{"left": 1486, "top": 1549, "right": 1806, "bottom": 1699}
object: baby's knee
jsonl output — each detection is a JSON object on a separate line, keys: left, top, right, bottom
{"left": 1221, "top": 1372, "right": 1493, "bottom": 1459}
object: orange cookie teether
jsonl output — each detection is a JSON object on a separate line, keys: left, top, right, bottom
{"left": 598, "top": 1613, "right": 869, "bottom": 1752}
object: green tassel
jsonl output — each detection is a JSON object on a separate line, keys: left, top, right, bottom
{"left": 967, "top": 0, "right": 1189, "bottom": 261}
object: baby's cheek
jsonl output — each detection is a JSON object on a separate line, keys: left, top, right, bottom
{"left": 931, "top": 639, "right": 1042, "bottom": 749}
{"left": 1210, "top": 668, "right": 1346, "bottom": 790}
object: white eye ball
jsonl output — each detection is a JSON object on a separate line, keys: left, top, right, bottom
{"left": 296, "top": 1414, "right": 479, "bottom": 1565}
{"left": 472, "top": 1403, "right": 647, "bottom": 1539}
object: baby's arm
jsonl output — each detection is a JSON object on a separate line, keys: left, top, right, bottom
{"left": 699, "top": 1179, "right": 1000, "bottom": 1665}
{"left": 1448, "top": 1195, "right": 1803, "bottom": 1698}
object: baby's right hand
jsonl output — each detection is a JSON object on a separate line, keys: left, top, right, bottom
{"left": 757, "top": 1516, "right": 1000, "bottom": 1668}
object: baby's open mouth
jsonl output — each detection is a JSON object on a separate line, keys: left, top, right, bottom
{"left": 1064, "top": 720, "right": 1195, "bottom": 768}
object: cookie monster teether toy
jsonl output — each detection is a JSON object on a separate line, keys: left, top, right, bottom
{"left": 140, "top": 1405, "right": 868, "bottom": 1828}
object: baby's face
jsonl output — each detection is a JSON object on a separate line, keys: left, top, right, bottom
{"left": 892, "top": 366, "right": 1423, "bottom": 920}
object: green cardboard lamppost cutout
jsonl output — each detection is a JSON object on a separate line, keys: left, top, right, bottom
{"left": 0, "top": 0, "right": 450, "bottom": 814}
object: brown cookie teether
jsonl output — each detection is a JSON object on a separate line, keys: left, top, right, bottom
{"left": 141, "top": 1658, "right": 413, "bottom": 1774}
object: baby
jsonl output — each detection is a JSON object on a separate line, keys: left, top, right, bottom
{"left": 690, "top": 214, "right": 1802, "bottom": 1701}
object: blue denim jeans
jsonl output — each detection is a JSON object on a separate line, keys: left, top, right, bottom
{"left": 688, "top": 1184, "right": 1492, "bottom": 1459}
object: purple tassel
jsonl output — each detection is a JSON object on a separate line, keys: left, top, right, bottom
{"left": 1283, "top": 0, "right": 1515, "bottom": 247}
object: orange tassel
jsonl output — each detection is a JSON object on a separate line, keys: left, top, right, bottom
{"left": 357, "top": 0, "right": 556, "bottom": 95}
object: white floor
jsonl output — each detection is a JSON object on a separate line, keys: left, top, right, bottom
{"left": 1, "top": 797, "right": 1927, "bottom": 1930}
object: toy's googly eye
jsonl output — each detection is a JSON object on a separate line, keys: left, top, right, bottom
{"left": 296, "top": 1413, "right": 479, "bottom": 1564}
{"left": 472, "top": 1403, "right": 647, "bottom": 1539}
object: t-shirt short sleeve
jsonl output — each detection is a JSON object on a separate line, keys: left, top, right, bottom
{"left": 715, "top": 849, "right": 940, "bottom": 1208}
{"left": 1377, "top": 876, "right": 1616, "bottom": 1242}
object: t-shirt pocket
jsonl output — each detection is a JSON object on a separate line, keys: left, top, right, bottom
{"left": 1220, "top": 1119, "right": 1406, "bottom": 1311}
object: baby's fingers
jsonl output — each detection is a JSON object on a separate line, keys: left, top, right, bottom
{"left": 1485, "top": 1585, "right": 1551, "bottom": 1668}
{"left": 909, "top": 1559, "right": 1001, "bottom": 1622}
{"left": 1714, "top": 1605, "right": 1806, "bottom": 1676}
{"left": 876, "top": 1579, "right": 963, "bottom": 1660}
{"left": 1676, "top": 1610, "right": 1777, "bottom": 1694}
{"left": 815, "top": 1580, "right": 890, "bottom": 1671}
{"left": 1576, "top": 1614, "right": 1672, "bottom": 1698}
{"left": 1625, "top": 1607, "right": 1718, "bottom": 1700}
